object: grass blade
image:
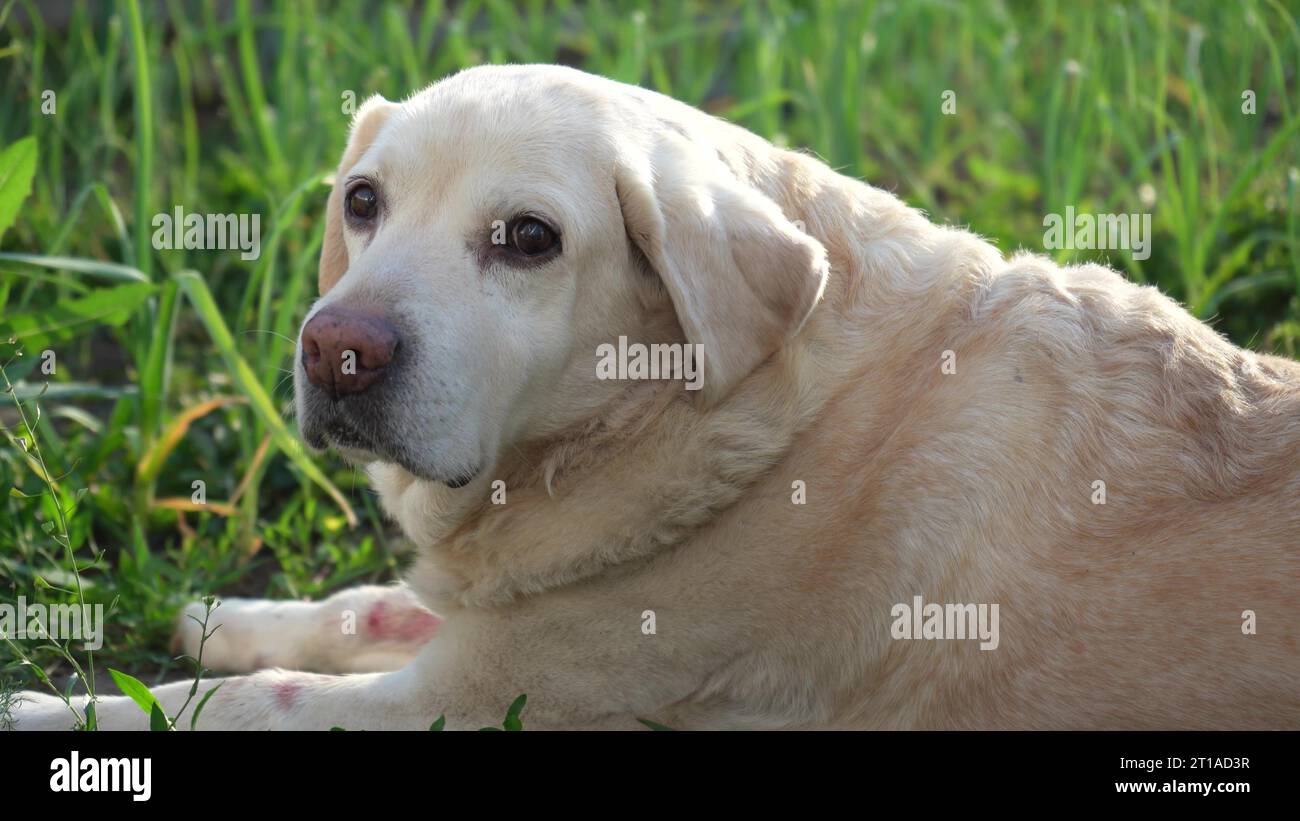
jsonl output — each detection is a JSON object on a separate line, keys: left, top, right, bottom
{"left": 173, "top": 269, "right": 357, "bottom": 527}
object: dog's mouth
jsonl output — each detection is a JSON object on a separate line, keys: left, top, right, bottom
{"left": 304, "top": 409, "right": 479, "bottom": 489}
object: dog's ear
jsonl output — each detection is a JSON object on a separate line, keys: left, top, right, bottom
{"left": 319, "top": 95, "right": 398, "bottom": 294}
{"left": 616, "top": 131, "right": 829, "bottom": 404}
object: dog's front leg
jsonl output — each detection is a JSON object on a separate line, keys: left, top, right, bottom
{"left": 172, "top": 584, "right": 440, "bottom": 674}
{"left": 9, "top": 664, "right": 444, "bottom": 731}
{"left": 14, "top": 583, "right": 692, "bottom": 730}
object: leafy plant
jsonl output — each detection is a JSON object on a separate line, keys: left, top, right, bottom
{"left": 478, "top": 694, "right": 528, "bottom": 731}
{"left": 1, "top": 357, "right": 101, "bottom": 730}
{"left": 106, "top": 595, "right": 222, "bottom": 730}
{"left": 0, "top": 136, "right": 36, "bottom": 243}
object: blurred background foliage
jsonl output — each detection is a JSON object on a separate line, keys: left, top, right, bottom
{"left": 0, "top": 0, "right": 1296, "bottom": 683}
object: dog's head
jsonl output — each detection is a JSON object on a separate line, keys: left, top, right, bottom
{"left": 295, "top": 65, "right": 828, "bottom": 488}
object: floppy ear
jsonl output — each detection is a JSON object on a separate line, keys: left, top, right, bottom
{"left": 319, "top": 95, "right": 398, "bottom": 294}
{"left": 616, "top": 131, "right": 829, "bottom": 404}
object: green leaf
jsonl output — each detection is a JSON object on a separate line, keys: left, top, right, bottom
{"left": 149, "top": 701, "right": 170, "bottom": 731}
{"left": 428, "top": 715, "right": 446, "bottom": 731}
{"left": 10, "top": 382, "right": 137, "bottom": 402}
{"left": 0, "top": 281, "right": 156, "bottom": 351}
{"left": 0, "top": 137, "right": 37, "bottom": 243}
{"left": 636, "top": 718, "right": 674, "bottom": 731}
{"left": 0, "top": 252, "right": 150, "bottom": 283}
{"left": 21, "top": 659, "right": 54, "bottom": 690}
{"left": 503, "top": 693, "right": 527, "bottom": 731}
{"left": 189, "top": 682, "right": 223, "bottom": 731}
{"left": 107, "top": 667, "right": 163, "bottom": 718}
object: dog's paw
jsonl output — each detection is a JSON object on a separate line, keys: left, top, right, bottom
{"left": 172, "top": 598, "right": 295, "bottom": 673}
{"left": 172, "top": 598, "right": 253, "bottom": 672}
{"left": 6, "top": 691, "right": 82, "bottom": 731}
{"left": 172, "top": 598, "right": 211, "bottom": 657}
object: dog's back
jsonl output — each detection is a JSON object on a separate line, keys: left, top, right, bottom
{"left": 702, "top": 231, "right": 1300, "bottom": 728}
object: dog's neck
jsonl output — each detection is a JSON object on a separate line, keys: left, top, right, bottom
{"left": 376, "top": 347, "right": 827, "bottom": 609}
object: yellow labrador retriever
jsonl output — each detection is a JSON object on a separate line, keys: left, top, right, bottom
{"left": 15, "top": 64, "right": 1300, "bottom": 729}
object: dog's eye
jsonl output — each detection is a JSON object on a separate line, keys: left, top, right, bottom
{"left": 346, "top": 184, "right": 379, "bottom": 220}
{"left": 509, "top": 217, "right": 558, "bottom": 256}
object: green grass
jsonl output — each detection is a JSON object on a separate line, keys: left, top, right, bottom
{"left": 0, "top": 0, "right": 1297, "bottom": 701}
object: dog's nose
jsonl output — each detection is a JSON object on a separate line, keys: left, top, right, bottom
{"left": 300, "top": 307, "right": 399, "bottom": 396}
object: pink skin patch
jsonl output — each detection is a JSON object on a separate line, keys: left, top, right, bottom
{"left": 366, "top": 601, "right": 442, "bottom": 643}
{"left": 272, "top": 680, "right": 301, "bottom": 711}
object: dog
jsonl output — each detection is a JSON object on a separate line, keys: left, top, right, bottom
{"left": 13, "top": 64, "right": 1300, "bottom": 729}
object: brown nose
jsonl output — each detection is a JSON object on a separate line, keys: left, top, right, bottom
{"left": 300, "top": 307, "right": 399, "bottom": 397}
